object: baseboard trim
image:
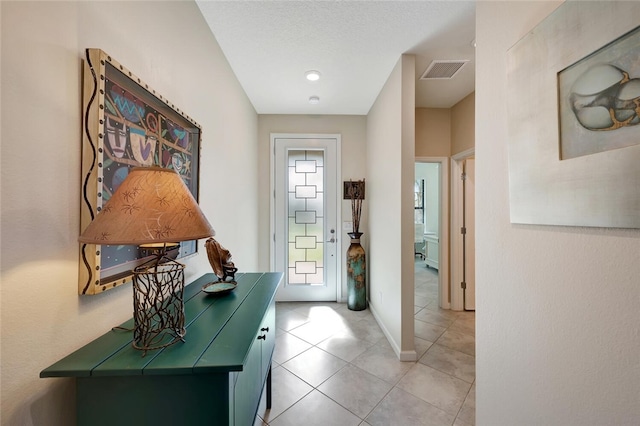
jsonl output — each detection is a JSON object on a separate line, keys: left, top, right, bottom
{"left": 369, "top": 301, "right": 417, "bottom": 362}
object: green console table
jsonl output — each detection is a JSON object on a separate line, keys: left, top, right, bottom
{"left": 41, "top": 272, "right": 282, "bottom": 426}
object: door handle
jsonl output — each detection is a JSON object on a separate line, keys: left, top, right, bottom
{"left": 327, "top": 228, "right": 336, "bottom": 243}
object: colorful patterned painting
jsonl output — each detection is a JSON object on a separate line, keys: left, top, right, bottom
{"left": 79, "top": 49, "right": 201, "bottom": 294}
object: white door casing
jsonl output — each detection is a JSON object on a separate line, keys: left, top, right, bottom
{"left": 463, "top": 158, "right": 476, "bottom": 310}
{"left": 271, "top": 134, "right": 341, "bottom": 301}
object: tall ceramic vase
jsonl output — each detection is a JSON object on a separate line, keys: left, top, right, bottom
{"left": 346, "top": 232, "right": 367, "bottom": 311}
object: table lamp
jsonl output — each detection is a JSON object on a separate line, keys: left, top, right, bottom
{"left": 78, "top": 166, "right": 215, "bottom": 354}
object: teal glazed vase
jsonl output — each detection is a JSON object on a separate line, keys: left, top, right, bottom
{"left": 346, "top": 232, "right": 367, "bottom": 311}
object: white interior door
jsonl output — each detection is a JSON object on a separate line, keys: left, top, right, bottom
{"left": 464, "top": 158, "right": 476, "bottom": 310}
{"left": 271, "top": 135, "right": 339, "bottom": 301}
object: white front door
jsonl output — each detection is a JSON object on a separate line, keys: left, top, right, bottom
{"left": 271, "top": 134, "right": 340, "bottom": 301}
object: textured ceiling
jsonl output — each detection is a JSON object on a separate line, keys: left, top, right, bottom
{"left": 196, "top": 1, "right": 476, "bottom": 114}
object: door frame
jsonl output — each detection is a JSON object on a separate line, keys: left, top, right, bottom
{"left": 451, "top": 148, "right": 475, "bottom": 311}
{"left": 415, "top": 157, "right": 450, "bottom": 310}
{"left": 269, "top": 133, "right": 342, "bottom": 301}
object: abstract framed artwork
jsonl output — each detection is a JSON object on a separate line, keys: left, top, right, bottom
{"left": 79, "top": 48, "right": 202, "bottom": 294}
{"left": 558, "top": 26, "right": 640, "bottom": 160}
{"left": 507, "top": 2, "right": 640, "bottom": 228}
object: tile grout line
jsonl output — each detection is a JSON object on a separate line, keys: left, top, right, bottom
{"left": 268, "top": 328, "right": 417, "bottom": 425}
{"left": 262, "top": 264, "right": 474, "bottom": 425}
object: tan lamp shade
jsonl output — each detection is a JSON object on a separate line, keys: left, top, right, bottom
{"left": 79, "top": 166, "right": 214, "bottom": 245}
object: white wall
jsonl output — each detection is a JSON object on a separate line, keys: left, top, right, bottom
{"left": 477, "top": 1, "right": 640, "bottom": 425}
{"left": 257, "top": 115, "right": 367, "bottom": 300}
{"left": 0, "top": 2, "right": 257, "bottom": 424}
{"left": 366, "top": 54, "right": 416, "bottom": 360}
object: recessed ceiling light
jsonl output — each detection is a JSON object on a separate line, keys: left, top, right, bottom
{"left": 305, "top": 70, "right": 321, "bottom": 82}
{"left": 308, "top": 96, "right": 320, "bottom": 104}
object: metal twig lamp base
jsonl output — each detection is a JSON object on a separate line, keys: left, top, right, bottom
{"left": 132, "top": 258, "right": 186, "bottom": 356}
{"left": 77, "top": 167, "right": 216, "bottom": 356}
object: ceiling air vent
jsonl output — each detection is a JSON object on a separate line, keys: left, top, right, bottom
{"left": 420, "top": 60, "right": 469, "bottom": 80}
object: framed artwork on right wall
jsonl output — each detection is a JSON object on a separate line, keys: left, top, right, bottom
{"left": 558, "top": 25, "right": 640, "bottom": 160}
{"left": 506, "top": 1, "right": 640, "bottom": 228}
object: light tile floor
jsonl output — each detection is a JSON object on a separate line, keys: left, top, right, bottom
{"left": 255, "top": 260, "right": 475, "bottom": 426}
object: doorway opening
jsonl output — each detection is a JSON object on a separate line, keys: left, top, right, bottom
{"left": 414, "top": 157, "right": 450, "bottom": 310}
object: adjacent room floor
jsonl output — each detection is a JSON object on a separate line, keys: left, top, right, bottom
{"left": 256, "top": 260, "right": 475, "bottom": 426}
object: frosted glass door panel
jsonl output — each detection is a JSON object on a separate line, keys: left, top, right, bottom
{"left": 287, "top": 150, "right": 325, "bottom": 285}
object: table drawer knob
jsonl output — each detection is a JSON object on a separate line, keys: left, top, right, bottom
{"left": 257, "top": 335, "right": 266, "bottom": 340}
{"left": 261, "top": 327, "right": 270, "bottom": 332}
